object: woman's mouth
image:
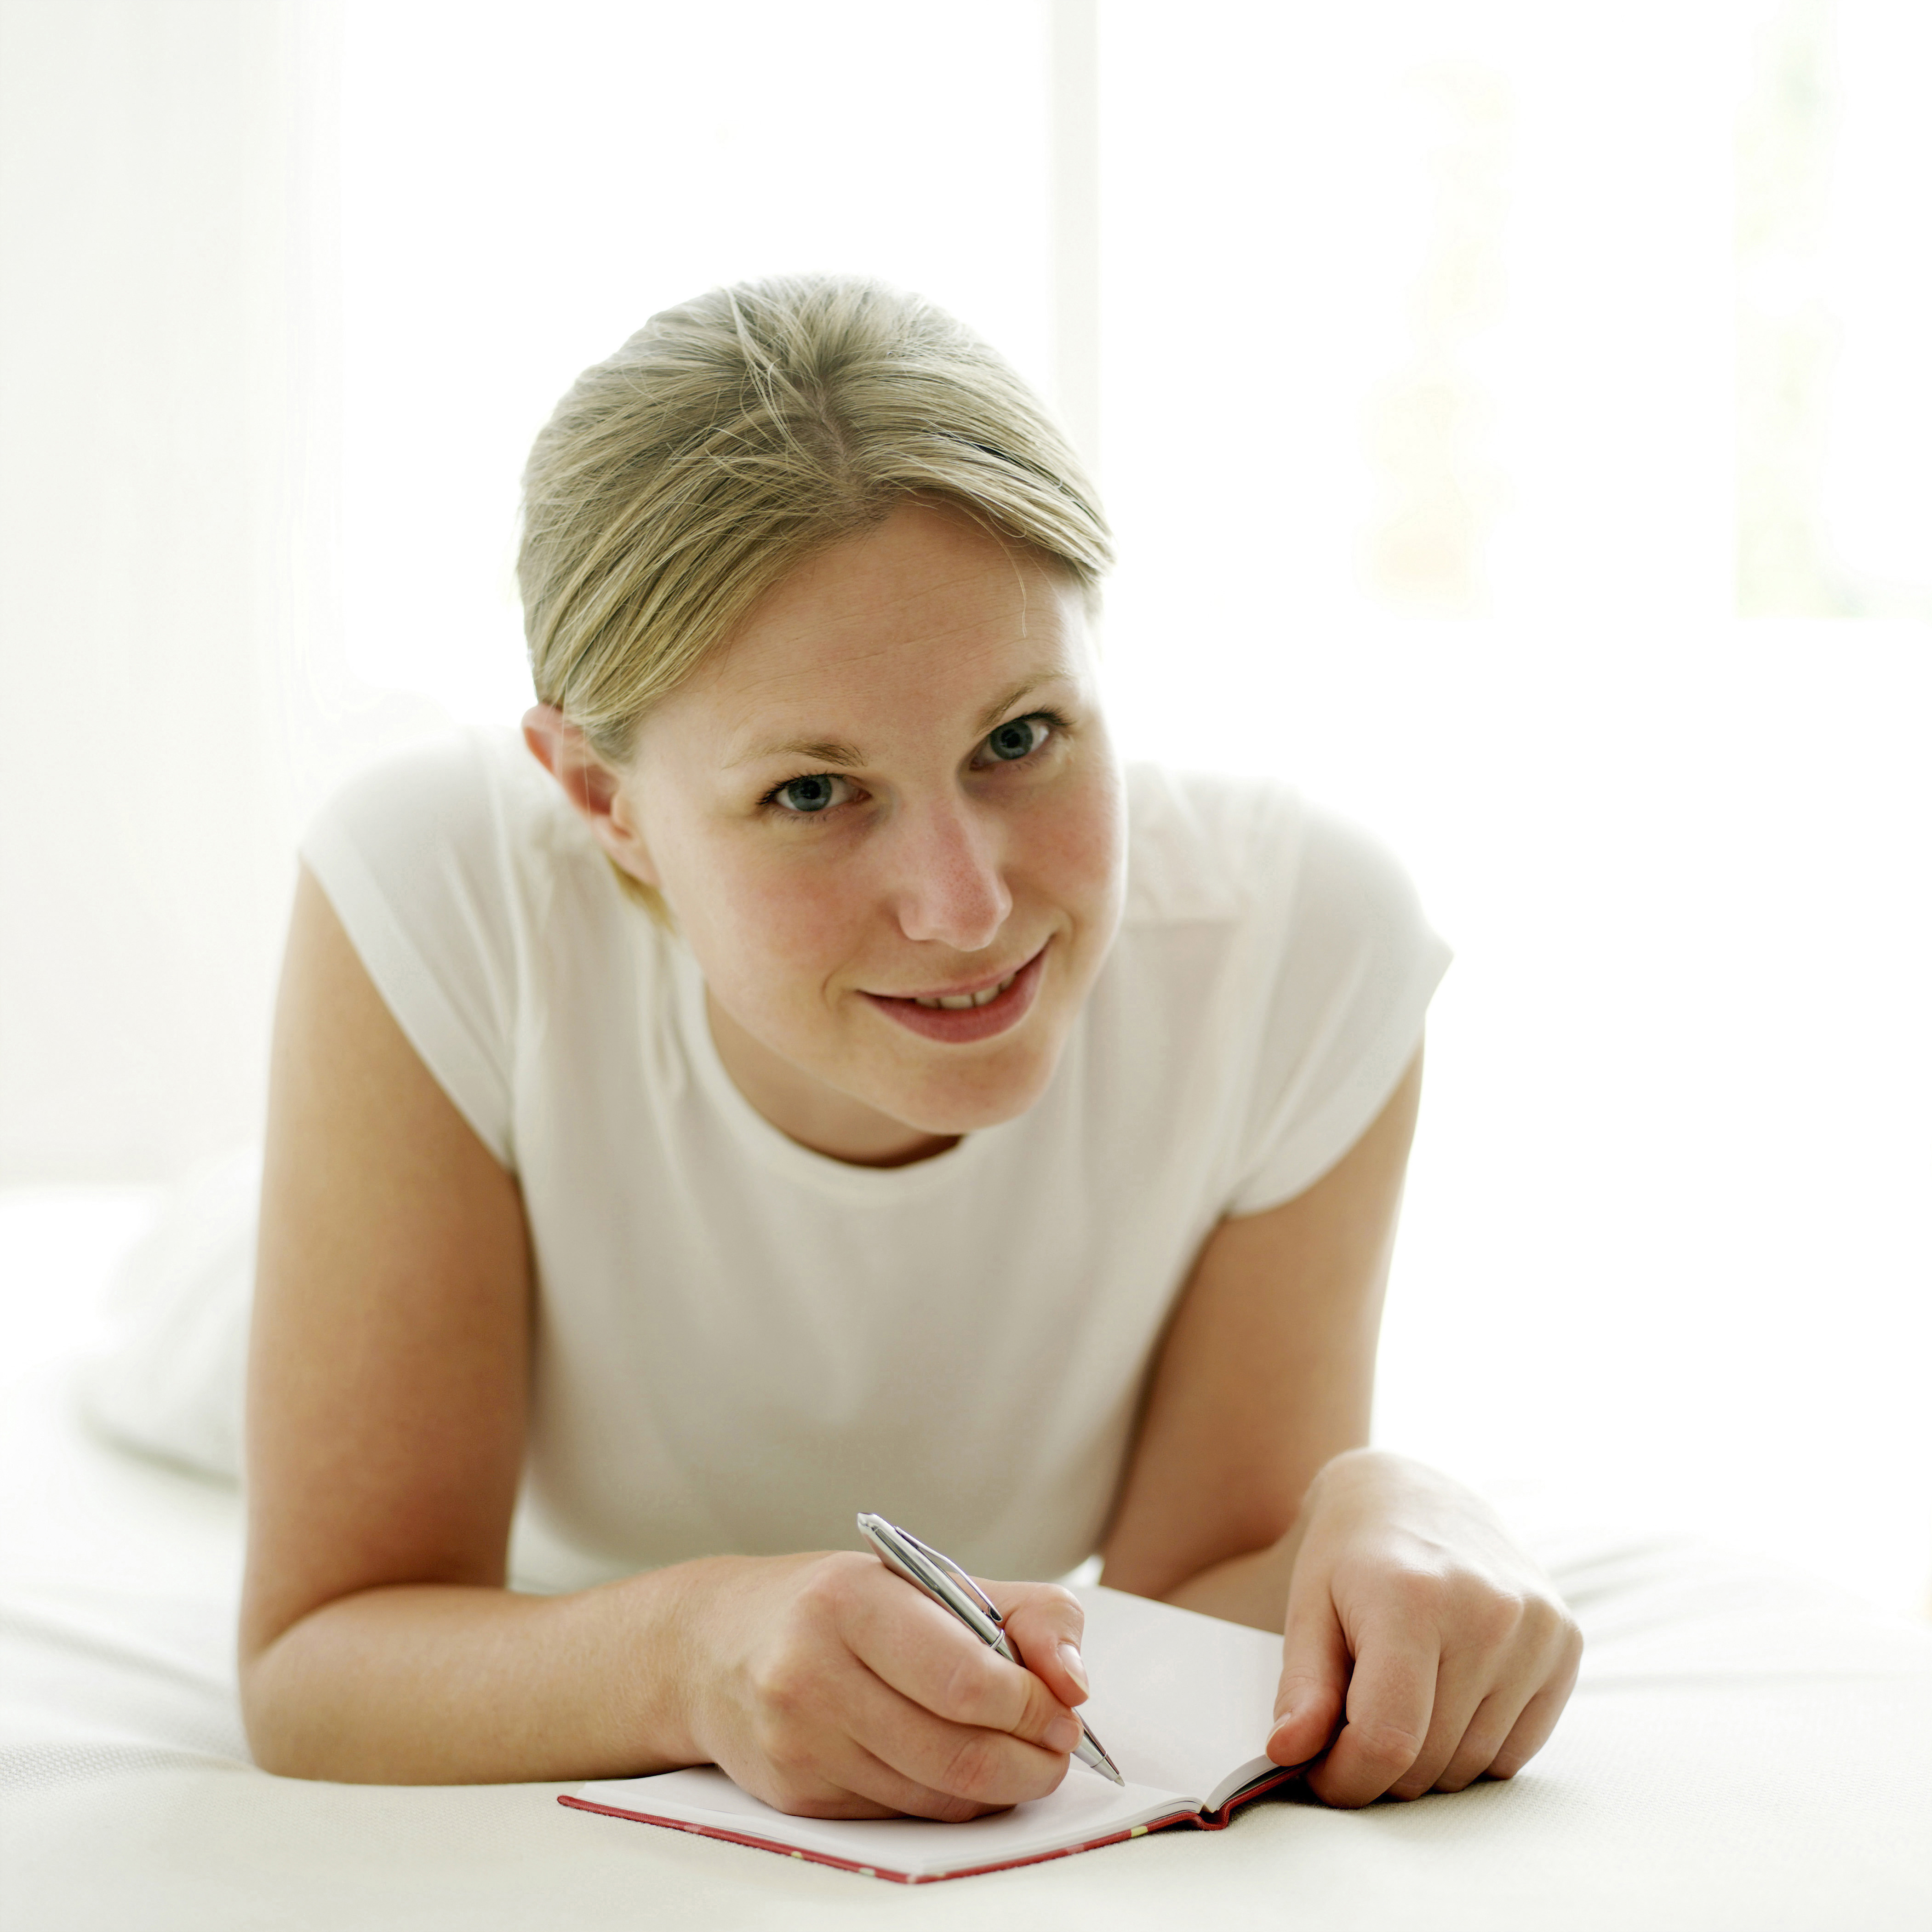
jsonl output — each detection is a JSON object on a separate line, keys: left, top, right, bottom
{"left": 860, "top": 945, "right": 1047, "bottom": 1044}
{"left": 909, "top": 971, "right": 1017, "bottom": 1011}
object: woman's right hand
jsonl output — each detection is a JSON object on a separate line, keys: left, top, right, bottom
{"left": 672, "top": 1552, "right": 1093, "bottom": 1820}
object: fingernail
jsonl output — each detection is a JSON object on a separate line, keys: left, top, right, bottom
{"left": 1057, "top": 1642, "right": 1089, "bottom": 1694}
{"left": 1044, "top": 1714, "right": 1082, "bottom": 1753}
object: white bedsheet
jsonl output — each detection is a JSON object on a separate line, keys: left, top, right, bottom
{"left": 4, "top": 1200, "right": 1930, "bottom": 1930}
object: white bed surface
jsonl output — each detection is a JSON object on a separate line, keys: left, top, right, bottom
{"left": 5, "top": 1198, "right": 1930, "bottom": 1928}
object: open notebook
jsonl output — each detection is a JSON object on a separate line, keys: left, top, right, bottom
{"left": 560, "top": 1585, "right": 1300, "bottom": 1883}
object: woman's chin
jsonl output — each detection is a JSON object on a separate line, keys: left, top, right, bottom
{"left": 864, "top": 1036, "right": 1065, "bottom": 1139}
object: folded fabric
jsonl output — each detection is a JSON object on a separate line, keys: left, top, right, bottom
{"left": 75, "top": 1149, "right": 258, "bottom": 1483}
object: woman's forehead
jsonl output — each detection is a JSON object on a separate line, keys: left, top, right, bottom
{"left": 668, "top": 510, "right": 1091, "bottom": 756}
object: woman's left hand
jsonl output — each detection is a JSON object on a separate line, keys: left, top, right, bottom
{"left": 1263, "top": 1449, "right": 1583, "bottom": 1807}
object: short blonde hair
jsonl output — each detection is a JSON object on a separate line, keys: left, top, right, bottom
{"left": 519, "top": 274, "right": 1112, "bottom": 770}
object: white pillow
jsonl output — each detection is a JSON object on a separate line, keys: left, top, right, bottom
{"left": 76, "top": 1148, "right": 258, "bottom": 1482}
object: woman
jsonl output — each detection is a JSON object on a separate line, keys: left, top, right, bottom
{"left": 240, "top": 275, "right": 1580, "bottom": 1820}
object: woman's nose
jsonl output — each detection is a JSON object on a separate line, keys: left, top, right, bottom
{"left": 888, "top": 796, "right": 1012, "bottom": 953}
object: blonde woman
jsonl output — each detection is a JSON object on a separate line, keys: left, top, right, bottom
{"left": 240, "top": 275, "right": 1580, "bottom": 1819}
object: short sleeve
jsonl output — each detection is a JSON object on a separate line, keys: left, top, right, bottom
{"left": 1223, "top": 803, "right": 1451, "bottom": 1217}
{"left": 299, "top": 736, "right": 526, "bottom": 1167}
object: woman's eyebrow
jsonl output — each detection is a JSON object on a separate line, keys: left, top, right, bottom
{"left": 735, "top": 737, "right": 866, "bottom": 770}
{"left": 973, "top": 672, "right": 1062, "bottom": 732}
{"left": 730, "top": 671, "right": 1070, "bottom": 771}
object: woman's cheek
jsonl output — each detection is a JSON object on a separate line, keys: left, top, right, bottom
{"left": 720, "top": 855, "right": 871, "bottom": 1001}
{"left": 1033, "top": 766, "right": 1126, "bottom": 920}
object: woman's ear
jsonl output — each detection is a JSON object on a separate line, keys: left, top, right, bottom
{"left": 521, "top": 705, "right": 662, "bottom": 888}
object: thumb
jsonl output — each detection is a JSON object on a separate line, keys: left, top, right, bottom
{"left": 1268, "top": 1586, "right": 1350, "bottom": 1768}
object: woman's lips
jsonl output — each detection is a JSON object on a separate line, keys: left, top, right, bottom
{"left": 860, "top": 945, "right": 1047, "bottom": 1044}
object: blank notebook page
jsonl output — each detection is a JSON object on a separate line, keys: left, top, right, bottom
{"left": 571, "top": 1586, "right": 1288, "bottom": 1879}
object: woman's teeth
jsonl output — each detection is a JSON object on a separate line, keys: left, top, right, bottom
{"left": 911, "top": 972, "right": 1016, "bottom": 1012}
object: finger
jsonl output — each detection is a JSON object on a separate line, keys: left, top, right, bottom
{"left": 834, "top": 1743, "right": 1018, "bottom": 1824}
{"left": 736, "top": 1606, "right": 1067, "bottom": 1820}
{"left": 1384, "top": 1647, "right": 1496, "bottom": 1800}
{"left": 737, "top": 1722, "right": 1010, "bottom": 1824}
{"left": 1486, "top": 1648, "right": 1582, "bottom": 1781}
{"left": 830, "top": 1655, "right": 1073, "bottom": 1810}
{"left": 844, "top": 1571, "right": 1081, "bottom": 1751}
{"left": 1427, "top": 1622, "right": 1565, "bottom": 1793}
{"left": 1430, "top": 1686, "right": 1526, "bottom": 1794}
{"left": 1418, "top": 1595, "right": 1583, "bottom": 1793}
{"left": 1267, "top": 1589, "right": 1350, "bottom": 1768}
{"left": 990, "top": 1580, "right": 1090, "bottom": 1709}
{"left": 1304, "top": 1618, "right": 1438, "bottom": 1808}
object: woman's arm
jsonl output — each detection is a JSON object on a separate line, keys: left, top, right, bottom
{"left": 1099, "top": 1050, "right": 1582, "bottom": 1806}
{"left": 240, "top": 869, "right": 1087, "bottom": 1806}
{"left": 240, "top": 863, "right": 650, "bottom": 1780}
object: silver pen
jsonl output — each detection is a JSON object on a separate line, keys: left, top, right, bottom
{"left": 857, "top": 1511, "right": 1125, "bottom": 1786}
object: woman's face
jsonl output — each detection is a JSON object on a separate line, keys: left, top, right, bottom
{"left": 608, "top": 501, "right": 1125, "bottom": 1164}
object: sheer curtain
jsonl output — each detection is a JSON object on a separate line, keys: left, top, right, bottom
{"left": 1089, "top": 0, "right": 1929, "bottom": 1618}
{"left": 1, "top": 0, "right": 1925, "bottom": 1612}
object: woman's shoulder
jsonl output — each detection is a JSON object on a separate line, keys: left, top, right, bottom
{"left": 1119, "top": 760, "right": 1447, "bottom": 1064}
{"left": 1115, "top": 763, "right": 1450, "bottom": 1215}
{"left": 302, "top": 730, "right": 608, "bottom": 919}
{"left": 1123, "top": 762, "right": 1289, "bottom": 922}
{"left": 297, "top": 732, "right": 634, "bottom": 1169}
{"left": 306, "top": 729, "right": 572, "bottom": 860}
{"left": 1124, "top": 761, "right": 1418, "bottom": 932}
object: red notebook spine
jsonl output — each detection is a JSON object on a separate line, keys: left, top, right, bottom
{"left": 558, "top": 1768, "right": 1301, "bottom": 1885}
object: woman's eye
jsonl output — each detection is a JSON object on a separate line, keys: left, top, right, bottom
{"left": 983, "top": 716, "right": 1050, "bottom": 764}
{"left": 771, "top": 772, "right": 847, "bottom": 815}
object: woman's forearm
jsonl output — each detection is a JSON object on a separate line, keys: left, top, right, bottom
{"left": 241, "top": 1557, "right": 753, "bottom": 1784}
{"left": 1158, "top": 1516, "right": 1306, "bottom": 1632}
{"left": 1151, "top": 1448, "right": 1414, "bottom": 1631}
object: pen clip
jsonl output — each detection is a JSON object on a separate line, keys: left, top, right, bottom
{"left": 893, "top": 1527, "right": 1006, "bottom": 1629}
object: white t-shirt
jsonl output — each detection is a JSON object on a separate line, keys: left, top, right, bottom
{"left": 302, "top": 734, "right": 1449, "bottom": 1591}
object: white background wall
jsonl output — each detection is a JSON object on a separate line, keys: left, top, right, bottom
{"left": 1, "top": 0, "right": 1926, "bottom": 1613}
{"left": 1, "top": 0, "right": 308, "bottom": 1179}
